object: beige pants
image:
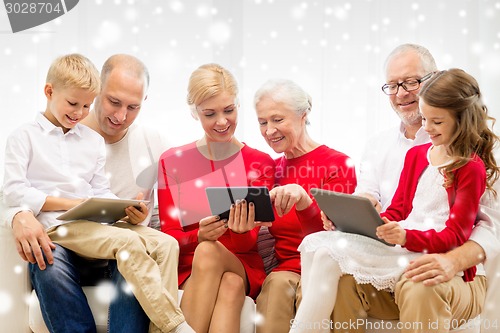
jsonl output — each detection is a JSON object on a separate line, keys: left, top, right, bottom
{"left": 332, "top": 274, "right": 486, "bottom": 333}
{"left": 482, "top": 257, "right": 500, "bottom": 333}
{"left": 256, "top": 271, "right": 303, "bottom": 333}
{"left": 48, "top": 221, "right": 184, "bottom": 333}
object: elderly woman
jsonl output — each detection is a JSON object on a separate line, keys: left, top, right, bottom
{"left": 158, "top": 64, "right": 275, "bottom": 333}
{"left": 253, "top": 79, "right": 357, "bottom": 333}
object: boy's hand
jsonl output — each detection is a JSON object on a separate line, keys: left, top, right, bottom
{"left": 376, "top": 216, "right": 406, "bottom": 245}
{"left": 125, "top": 192, "right": 148, "bottom": 225}
{"left": 12, "top": 211, "right": 56, "bottom": 270}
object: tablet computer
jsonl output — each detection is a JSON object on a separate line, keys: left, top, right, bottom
{"left": 310, "top": 188, "right": 394, "bottom": 246}
{"left": 205, "top": 187, "right": 275, "bottom": 222}
{"left": 57, "top": 197, "right": 149, "bottom": 224}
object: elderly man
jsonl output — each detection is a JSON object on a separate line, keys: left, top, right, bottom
{"left": 334, "top": 43, "right": 499, "bottom": 333}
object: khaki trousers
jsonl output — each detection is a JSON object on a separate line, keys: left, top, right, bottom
{"left": 256, "top": 271, "right": 303, "bottom": 333}
{"left": 332, "top": 274, "right": 486, "bottom": 333}
{"left": 48, "top": 221, "right": 184, "bottom": 333}
{"left": 482, "top": 257, "right": 500, "bottom": 333}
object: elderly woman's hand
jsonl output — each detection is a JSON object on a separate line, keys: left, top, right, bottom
{"left": 270, "top": 184, "right": 312, "bottom": 217}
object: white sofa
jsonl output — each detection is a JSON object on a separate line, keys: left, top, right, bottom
{"left": 0, "top": 226, "right": 482, "bottom": 333}
{"left": 0, "top": 226, "right": 256, "bottom": 333}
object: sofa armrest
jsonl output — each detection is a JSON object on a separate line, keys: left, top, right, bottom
{"left": 0, "top": 226, "right": 32, "bottom": 333}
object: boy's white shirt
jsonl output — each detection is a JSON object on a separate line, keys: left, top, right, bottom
{"left": 2, "top": 113, "right": 115, "bottom": 229}
{"left": 0, "top": 114, "right": 169, "bottom": 228}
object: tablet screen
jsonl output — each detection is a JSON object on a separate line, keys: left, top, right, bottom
{"left": 205, "top": 187, "right": 275, "bottom": 222}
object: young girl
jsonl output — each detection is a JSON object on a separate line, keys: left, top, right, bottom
{"left": 291, "top": 68, "right": 499, "bottom": 333}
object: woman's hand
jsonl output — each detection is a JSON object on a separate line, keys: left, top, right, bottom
{"left": 227, "top": 199, "right": 272, "bottom": 234}
{"left": 321, "top": 210, "right": 335, "bottom": 231}
{"left": 270, "top": 184, "right": 312, "bottom": 217}
{"left": 376, "top": 217, "right": 406, "bottom": 245}
{"left": 198, "top": 215, "right": 228, "bottom": 242}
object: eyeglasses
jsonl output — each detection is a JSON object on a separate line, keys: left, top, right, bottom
{"left": 381, "top": 72, "right": 433, "bottom": 95}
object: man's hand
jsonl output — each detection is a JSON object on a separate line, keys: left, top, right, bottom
{"left": 12, "top": 211, "right": 56, "bottom": 270}
{"left": 404, "top": 253, "right": 457, "bottom": 286}
{"left": 125, "top": 192, "right": 149, "bottom": 225}
{"left": 405, "top": 240, "right": 485, "bottom": 286}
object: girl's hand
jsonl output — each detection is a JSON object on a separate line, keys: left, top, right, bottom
{"left": 376, "top": 217, "right": 406, "bottom": 245}
{"left": 198, "top": 215, "right": 228, "bottom": 242}
{"left": 321, "top": 211, "right": 335, "bottom": 231}
{"left": 227, "top": 200, "right": 272, "bottom": 234}
{"left": 357, "top": 192, "right": 382, "bottom": 212}
{"left": 270, "top": 184, "right": 312, "bottom": 217}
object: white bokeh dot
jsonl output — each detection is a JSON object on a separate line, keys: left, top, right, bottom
{"left": 208, "top": 21, "right": 231, "bottom": 44}
{"left": 196, "top": 5, "right": 211, "bottom": 18}
{"left": 95, "top": 281, "right": 114, "bottom": 304}
{"left": 119, "top": 250, "right": 130, "bottom": 261}
{"left": 56, "top": 225, "right": 68, "bottom": 238}
{"left": 0, "top": 291, "right": 13, "bottom": 315}
{"left": 169, "top": 0, "right": 184, "bottom": 13}
{"left": 124, "top": 8, "right": 137, "bottom": 20}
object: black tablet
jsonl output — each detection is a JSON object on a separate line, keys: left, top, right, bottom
{"left": 205, "top": 187, "right": 275, "bottom": 222}
{"left": 310, "top": 188, "right": 394, "bottom": 246}
{"left": 57, "top": 197, "right": 149, "bottom": 224}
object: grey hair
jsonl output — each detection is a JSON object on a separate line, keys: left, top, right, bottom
{"left": 384, "top": 43, "right": 438, "bottom": 74}
{"left": 254, "top": 79, "right": 312, "bottom": 124}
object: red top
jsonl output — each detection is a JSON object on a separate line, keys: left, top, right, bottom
{"left": 270, "top": 145, "right": 357, "bottom": 274}
{"left": 381, "top": 143, "right": 486, "bottom": 281}
{"left": 158, "top": 142, "right": 275, "bottom": 298}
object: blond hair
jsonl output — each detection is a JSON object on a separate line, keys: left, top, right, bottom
{"left": 187, "top": 63, "right": 238, "bottom": 111}
{"left": 46, "top": 53, "right": 100, "bottom": 94}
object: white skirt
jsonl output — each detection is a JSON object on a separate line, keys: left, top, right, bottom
{"left": 298, "top": 231, "right": 421, "bottom": 291}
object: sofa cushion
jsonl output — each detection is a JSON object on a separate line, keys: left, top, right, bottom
{"left": 257, "top": 226, "right": 279, "bottom": 274}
